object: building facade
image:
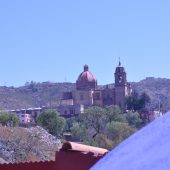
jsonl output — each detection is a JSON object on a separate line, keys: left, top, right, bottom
{"left": 10, "top": 108, "right": 43, "bottom": 125}
{"left": 56, "top": 62, "right": 132, "bottom": 116}
{"left": 7, "top": 62, "right": 132, "bottom": 121}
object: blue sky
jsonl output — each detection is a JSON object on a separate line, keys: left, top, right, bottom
{"left": 0, "top": 0, "right": 169, "bottom": 87}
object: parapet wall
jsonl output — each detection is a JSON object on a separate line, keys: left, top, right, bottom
{"left": 0, "top": 141, "right": 107, "bottom": 170}
{"left": 0, "top": 161, "right": 55, "bottom": 170}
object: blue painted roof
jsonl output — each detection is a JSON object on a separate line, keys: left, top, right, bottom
{"left": 91, "top": 111, "right": 170, "bottom": 170}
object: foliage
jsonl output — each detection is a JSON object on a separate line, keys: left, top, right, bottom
{"left": 71, "top": 124, "right": 88, "bottom": 142}
{"left": 64, "top": 117, "right": 77, "bottom": 131}
{"left": 0, "top": 112, "right": 19, "bottom": 127}
{"left": 126, "top": 91, "right": 151, "bottom": 111}
{"left": 105, "top": 105, "right": 126, "bottom": 123}
{"left": 125, "top": 111, "right": 143, "bottom": 128}
{"left": 107, "top": 121, "right": 136, "bottom": 147}
{"left": 93, "top": 134, "right": 114, "bottom": 150}
{"left": 37, "top": 110, "right": 66, "bottom": 136}
{"left": 68, "top": 106, "right": 145, "bottom": 150}
{"left": 79, "top": 106, "right": 107, "bottom": 138}
{"left": 140, "top": 92, "right": 151, "bottom": 108}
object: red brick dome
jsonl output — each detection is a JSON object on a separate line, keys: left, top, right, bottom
{"left": 76, "top": 65, "right": 97, "bottom": 90}
{"left": 78, "top": 65, "right": 96, "bottom": 82}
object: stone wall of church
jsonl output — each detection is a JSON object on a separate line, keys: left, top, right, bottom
{"left": 115, "top": 86, "right": 126, "bottom": 109}
{"left": 102, "top": 88, "right": 115, "bottom": 106}
{"left": 72, "top": 90, "right": 94, "bottom": 107}
{"left": 93, "top": 90, "right": 103, "bottom": 107}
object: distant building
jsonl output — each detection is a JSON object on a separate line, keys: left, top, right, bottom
{"left": 52, "top": 62, "right": 132, "bottom": 116}
{"left": 9, "top": 108, "right": 43, "bottom": 125}
{"left": 140, "top": 110, "right": 163, "bottom": 122}
{"left": 8, "top": 62, "right": 132, "bottom": 121}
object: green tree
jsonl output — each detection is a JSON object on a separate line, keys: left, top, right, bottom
{"left": 105, "top": 105, "right": 126, "bottom": 123}
{"left": 125, "top": 111, "right": 143, "bottom": 128}
{"left": 0, "top": 112, "right": 19, "bottom": 127}
{"left": 126, "top": 91, "right": 151, "bottom": 111}
{"left": 71, "top": 124, "right": 88, "bottom": 142}
{"left": 79, "top": 106, "right": 107, "bottom": 139}
{"left": 65, "top": 117, "right": 77, "bottom": 131}
{"left": 69, "top": 105, "right": 145, "bottom": 150}
{"left": 107, "top": 121, "right": 136, "bottom": 147}
{"left": 140, "top": 92, "right": 151, "bottom": 109}
{"left": 37, "top": 110, "right": 66, "bottom": 136}
{"left": 93, "top": 134, "right": 114, "bottom": 150}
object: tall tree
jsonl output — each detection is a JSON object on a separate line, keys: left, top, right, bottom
{"left": 37, "top": 110, "right": 66, "bottom": 136}
{"left": 105, "top": 105, "right": 126, "bottom": 123}
{"left": 107, "top": 121, "right": 136, "bottom": 147}
{"left": 79, "top": 106, "right": 107, "bottom": 139}
{"left": 70, "top": 105, "right": 147, "bottom": 150}
{"left": 125, "top": 111, "right": 143, "bottom": 128}
{"left": 140, "top": 92, "right": 151, "bottom": 109}
{"left": 126, "top": 91, "right": 151, "bottom": 111}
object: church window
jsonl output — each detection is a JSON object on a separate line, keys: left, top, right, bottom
{"left": 80, "top": 94, "right": 84, "bottom": 100}
{"left": 94, "top": 93, "right": 100, "bottom": 100}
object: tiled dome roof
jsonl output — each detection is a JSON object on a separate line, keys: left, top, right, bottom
{"left": 77, "top": 65, "right": 96, "bottom": 83}
{"left": 76, "top": 65, "right": 97, "bottom": 90}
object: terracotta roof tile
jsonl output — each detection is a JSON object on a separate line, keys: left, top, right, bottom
{"left": 62, "top": 141, "right": 108, "bottom": 155}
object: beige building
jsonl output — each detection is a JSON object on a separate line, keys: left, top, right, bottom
{"left": 55, "top": 62, "right": 132, "bottom": 116}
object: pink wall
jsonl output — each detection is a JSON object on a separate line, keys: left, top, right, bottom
{"left": 0, "top": 161, "right": 55, "bottom": 170}
{"left": 0, "top": 151, "right": 103, "bottom": 170}
{"left": 55, "top": 150, "right": 103, "bottom": 170}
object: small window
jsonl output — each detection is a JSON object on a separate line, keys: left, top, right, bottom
{"left": 80, "top": 95, "right": 84, "bottom": 100}
{"left": 96, "top": 93, "right": 100, "bottom": 100}
{"left": 94, "top": 93, "right": 100, "bottom": 100}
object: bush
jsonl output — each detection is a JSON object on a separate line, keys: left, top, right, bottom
{"left": 37, "top": 110, "right": 66, "bottom": 136}
{"left": 0, "top": 112, "right": 19, "bottom": 127}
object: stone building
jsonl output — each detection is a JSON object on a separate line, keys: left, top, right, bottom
{"left": 56, "top": 62, "right": 132, "bottom": 116}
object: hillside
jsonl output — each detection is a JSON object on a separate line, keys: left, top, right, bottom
{"left": 0, "top": 126, "right": 61, "bottom": 163}
{"left": 132, "top": 77, "right": 170, "bottom": 111}
{"left": 0, "top": 82, "right": 75, "bottom": 110}
{"left": 0, "top": 78, "right": 170, "bottom": 111}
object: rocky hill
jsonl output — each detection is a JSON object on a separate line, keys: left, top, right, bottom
{"left": 0, "top": 82, "right": 75, "bottom": 110}
{"left": 0, "top": 126, "right": 61, "bottom": 163}
{"left": 0, "top": 78, "right": 170, "bottom": 111}
{"left": 132, "top": 77, "right": 170, "bottom": 111}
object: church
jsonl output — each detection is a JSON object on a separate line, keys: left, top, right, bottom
{"left": 56, "top": 62, "right": 132, "bottom": 116}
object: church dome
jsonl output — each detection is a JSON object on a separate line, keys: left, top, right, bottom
{"left": 76, "top": 65, "right": 97, "bottom": 90}
{"left": 78, "top": 65, "right": 96, "bottom": 82}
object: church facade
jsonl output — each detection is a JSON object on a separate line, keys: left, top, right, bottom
{"left": 56, "top": 62, "right": 132, "bottom": 116}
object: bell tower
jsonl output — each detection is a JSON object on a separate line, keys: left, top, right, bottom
{"left": 114, "top": 61, "right": 129, "bottom": 110}
{"left": 115, "top": 61, "right": 127, "bottom": 86}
